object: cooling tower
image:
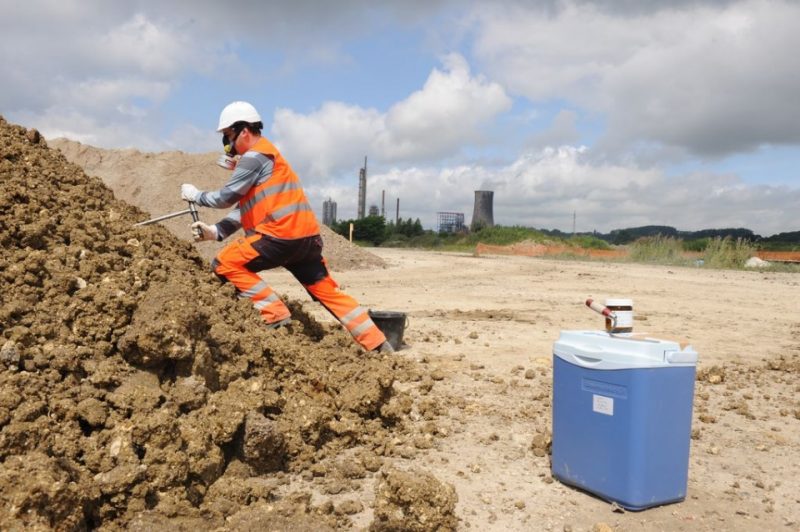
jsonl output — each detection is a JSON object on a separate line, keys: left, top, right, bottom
{"left": 471, "top": 190, "right": 494, "bottom": 231}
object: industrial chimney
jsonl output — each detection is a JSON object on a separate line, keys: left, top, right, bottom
{"left": 471, "top": 190, "right": 494, "bottom": 231}
{"left": 357, "top": 156, "right": 367, "bottom": 219}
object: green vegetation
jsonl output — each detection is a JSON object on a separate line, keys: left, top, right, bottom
{"left": 460, "top": 225, "right": 545, "bottom": 246}
{"left": 567, "top": 234, "right": 611, "bottom": 250}
{"left": 702, "top": 237, "right": 756, "bottom": 269}
{"left": 681, "top": 238, "right": 710, "bottom": 252}
{"left": 629, "top": 235, "right": 767, "bottom": 270}
{"left": 328, "top": 220, "right": 797, "bottom": 272}
{"left": 759, "top": 230, "right": 800, "bottom": 249}
{"left": 629, "top": 235, "right": 689, "bottom": 265}
{"left": 330, "top": 215, "right": 424, "bottom": 246}
{"left": 381, "top": 225, "right": 549, "bottom": 248}
{"left": 606, "top": 225, "right": 758, "bottom": 245}
{"left": 330, "top": 222, "right": 556, "bottom": 250}
{"left": 761, "top": 262, "right": 800, "bottom": 273}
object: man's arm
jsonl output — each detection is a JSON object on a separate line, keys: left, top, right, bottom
{"left": 195, "top": 153, "right": 274, "bottom": 208}
{"left": 215, "top": 208, "right": 242, "bottom": 240}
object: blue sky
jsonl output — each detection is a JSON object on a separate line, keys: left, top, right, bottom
{"left": 2, "top": 0, "right": 799, "bottom": 236}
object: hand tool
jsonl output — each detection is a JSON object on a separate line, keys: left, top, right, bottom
{"left": 585, "top": 298, "right": 617, "bottom": 330}
{"left": 134, "top": 201, "right": 202, "bottom": 239}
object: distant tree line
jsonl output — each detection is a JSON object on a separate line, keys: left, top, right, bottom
{"left": 330, "top": 215, "right": 424, "bottom": 245}
{"left": 540, "top": 225, "right": 800, "bottom": 246}
{"left": 331, "top": 215, "right": 800, "bottom": 251}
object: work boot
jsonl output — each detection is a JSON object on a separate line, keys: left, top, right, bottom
{"left": 376, "top": 341, "right": 395, "bottom": 354}
{"left": 266, "top": 317, "right": 292, "bottom": 330}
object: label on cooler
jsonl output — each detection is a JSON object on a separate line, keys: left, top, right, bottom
{"left": 592, "top": 394, "right": 614, "bottom": 416}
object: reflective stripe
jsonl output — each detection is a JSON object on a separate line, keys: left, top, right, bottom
{"left": 259, "top": 202, "right": 313, "bottom": 225}
{"left": 340, "top": 306, "right": 366, "bottom": 327}
{"left": 240, "top": 181, "right": 302, "bottom": 217}
{"left": 253, "top": 293, "right": 280, "bottom": 309}
{"left": 240, "top": 280, "right": 269, "bottom": 298}
{"left": 350, "top": 318, "right": 376, "bottom": 338}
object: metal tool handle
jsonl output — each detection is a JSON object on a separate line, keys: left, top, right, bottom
{"left": 134, "top": 207, "right": 194, "bottom": 226}
{"left": 134, "top": 201, "right": 203, "bottom": 241}
{"left": 585, "top": 298, "right": 617, "bottom": 328}
{"left": 188, "top": 201, "right": 202, "bottom": 239}
{"left": 188, "top": 201, "right": 199, "bottom": 223}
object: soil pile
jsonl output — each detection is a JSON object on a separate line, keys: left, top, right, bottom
{"left": 0, "top": 117, "right": 444, "bottom": 529}
{"left": 371, "top": 467, "right": 458, "bottom": 531}
{"left": 49, "top": 137, "right": 386, "bottom": 271}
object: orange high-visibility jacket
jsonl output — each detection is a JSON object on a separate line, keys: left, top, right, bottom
{"left": 240, "top": 137, "right": 320, "bottom": 239}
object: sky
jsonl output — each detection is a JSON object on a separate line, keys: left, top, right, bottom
{"left": 2, "top": 0, "right": 799, "bottom": 236}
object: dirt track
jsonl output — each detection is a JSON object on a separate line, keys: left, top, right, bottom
{"left": 3, "top": 124, "right": 798, "bottom": 530}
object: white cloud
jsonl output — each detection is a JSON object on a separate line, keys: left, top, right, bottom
{"left": 471, "top": 0, "right": 800, "bottom": 157}
{"left": 376, "top": 54, "right": 512, "bottom": 159}
{"left": 3, "top": 0, "right": 798, "bottom": 236}
{"left": 64, "top": 79, "right": 173, "bottom": 110}
{"left": 307, "top": 145, "right": 800, "bottom": 236}
{"left": 272, "top": 103, "right": 385, "bottom": 181}
{"left": 28, "top": 107, "right": 158, "bottom": 150}
{"left": 0, "top": 7, "right": 222, "bottom": 151}
{"left": 97, "top": 14, "right": 204, "bottom": 77}
{"left": 528, "top": 109, "right": 581, "bottom": 150}
{"left": 272, "top": 54, "right": 511, "bottom": 178}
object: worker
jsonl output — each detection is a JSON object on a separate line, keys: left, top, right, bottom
{"left": 181, "top": 101, "right": 393, "bottom": 353}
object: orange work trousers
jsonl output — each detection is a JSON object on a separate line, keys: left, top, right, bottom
{"left": 211, "top": 233, "right": 386, "bottom": 351}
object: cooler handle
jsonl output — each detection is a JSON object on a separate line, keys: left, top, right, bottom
{"left": 558, "top": 353, "right": 603, "bottom": 368}
{"left": 559, "top": 342, "right": 607, "bottom": 360}
{"left": 555, "top": 343, "right": 611, "bottom": 367}
{"left": 571, "top": 354, "right": 604, "bottom": 366}
{"left": 664, "top": 350, "right": 697, "bottom": 364}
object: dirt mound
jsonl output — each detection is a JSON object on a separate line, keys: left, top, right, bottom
{"left": 371, "top": 467, "right": 458, "bottom": 531}
{"left": 49, "top": 137, "right": 385, "bottom": 271}
{"left": 0, "top": 117, "right": 430, "bottom": 529}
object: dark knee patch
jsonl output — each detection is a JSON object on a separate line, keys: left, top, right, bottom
{"left": 211, "top": 259, "right": 229, "bottom": 283}
{"left": 290, "top": 261, "right": 328, "bottom": 285}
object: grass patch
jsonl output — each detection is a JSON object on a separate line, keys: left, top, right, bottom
{"left": 762, "top": 262, "right": 800, "bottom": 273}
{"left": 462, "top": 226, "right": 548, "bottom": 246}
{"left": 378, "top": 225, "right": 551, "bottom": 251}
{"left": 567, "top": 235, "right": 611, "bottom": 250}
{"left": 702, "top": 237, "right": 756, "bottom": 269}
{"left": 373, "top": 226, "right": 798, "bottom": 273}
{"left": 629, "top": 235, "right": 689, "bottom": 265}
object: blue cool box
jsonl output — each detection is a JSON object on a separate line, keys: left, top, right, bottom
{"left": 551, "top": 330, "right": 698, "bottom": 510}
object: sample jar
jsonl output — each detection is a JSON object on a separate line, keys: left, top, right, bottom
{"left": 605, "top": 298, "right": 633, "bottom": 333}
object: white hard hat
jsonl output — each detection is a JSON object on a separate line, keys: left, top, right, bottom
{"left": 217, "top": 101, "right": 262, "bottom": 131}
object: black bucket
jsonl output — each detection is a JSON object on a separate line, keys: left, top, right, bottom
{"left": 369, "top": 310, "right": 408, "bottom": 351}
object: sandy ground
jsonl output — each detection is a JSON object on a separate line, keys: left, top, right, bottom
{"left": 255, "top": 247, "right": 800, "bottom": 531}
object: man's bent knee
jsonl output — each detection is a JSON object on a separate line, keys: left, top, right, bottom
{"left": 211, "top": 257, "right": 231, "bottom": 284}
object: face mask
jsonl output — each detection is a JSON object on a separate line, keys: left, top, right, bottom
{"left": 217, "top": 129, "right": 241, "bottom": 170}
{"left": 222, "top": 132, "right": 237, "bottom": 156}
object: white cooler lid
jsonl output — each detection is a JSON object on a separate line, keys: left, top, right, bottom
{"left": 554, "top": 330, "right": 698, "bottom": 370}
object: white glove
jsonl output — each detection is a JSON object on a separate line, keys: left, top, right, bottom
{"left": 191, "top": 221, "right": 218, "bottom": 242}
{"left": 181, "top": 183, "right": 200, "bottom": 202}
